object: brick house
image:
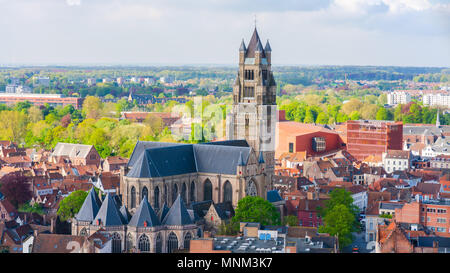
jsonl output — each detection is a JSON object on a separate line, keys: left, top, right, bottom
{"left": 0, "top": 199, "right": 18, "bottom": 221}
{"left": 50, "top": 143, "right": 101, "bottom": 167}
{"left": 102, "top": 156, "right": 128, "bottom": 172}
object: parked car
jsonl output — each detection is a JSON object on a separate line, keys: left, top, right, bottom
{"left": 352, "top": 246, "right": 359, "bottom": 253}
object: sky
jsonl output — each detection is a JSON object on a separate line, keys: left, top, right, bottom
{"left": 1, "top": 0, "right": 449, "bottom": 67}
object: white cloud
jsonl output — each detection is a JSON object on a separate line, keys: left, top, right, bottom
{"left": 66, "top": 0, "right": 81, "bottom": 6}
{"left": 0, "top": 0, "right": 448, "bottom": 66}
{"left": 102, "top": 3, "right": 163, "bottom": 21}
{"left": 332, "top": 0, "right": 436, "bottom": 14}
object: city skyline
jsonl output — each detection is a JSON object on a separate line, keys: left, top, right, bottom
{"left": 1, "top": 0, "right": 449, "bottom": 67}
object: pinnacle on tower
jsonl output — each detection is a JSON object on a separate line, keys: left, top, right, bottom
{"left": 264, "top": 40, "right": 272, "bottom": 52}
{"left": 239, "top": 39, "right": 246, "bottom": 52}
{"left": 256, "top": 39, "right": 264, "bottom": 53}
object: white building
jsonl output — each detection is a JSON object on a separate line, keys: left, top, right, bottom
{"left": 382, "top": 150, "right": 411, "bottom": 173}
{"left": 5, "top": 84, "right": 17, "bottom": 93}
{"left": 4, "top": 84, "right": 32, "bottom": 94}
{"left": 387, "top": 91, "right": 411, "bottom": 105}
{"left": 33, "top": 76, "right": 50, "bottom": 87}
{"left": 423, "top": 93, "right": 450, "bottom": 108}
{"left": 351, "top": 189, "right": 368, "bottom": 212}
{"left": 421, "top": 137, "right": 450, "bottom": 158}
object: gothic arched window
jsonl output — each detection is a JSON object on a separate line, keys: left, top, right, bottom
{"left": 184, "top": 232, "right": 192, "bottom": 250}
{"left": 155, "top": 233, "right": 162, "bottom": 253}
{"left": 246, "top": 180, "right": 258, "bottom": 197}
{"left": 130, "top": 186, "right": 136, "bottom": 209}
{"left": 167, "top": 232, "right": 178, "bottom": 253}
{"left": 111, "top": 232, "right": 122, "bottom": 253}
{"left": 203, "top": 179, "right": 212, "bottom": 201}
{"left": 138, "top": 234, "right": 150, "bottom": 253}
{"left": 223, "top": 181, "right": 232, "bottom": 204}
{"left": 126, "top": 233, "right": 133, "bottom": 252}
{"left": 181, "top": 183, "right": 187, "bottom": 204}
{"left": 79, "top": 228, "right": 87, "bottom": 236}
{"left": 164, "top": 184, "right": 168, "bottom": 204}
{"left": 172, "top": 184, "right": 178, "bottom": 204}
{"left": 142, "top": 186, "right": 148, "bottom": 201}
{"left": 190, "top": 181, "right": 196, "bottom": 203}
{"left": 154, "top": 186, "right": 160, "bottom": 209}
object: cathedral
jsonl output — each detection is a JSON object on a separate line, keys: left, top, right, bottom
{"left": 71, "top": 27, "right": 277, "bottom": 253}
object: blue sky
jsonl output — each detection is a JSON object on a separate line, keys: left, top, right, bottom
{"left": 1, "top": 0, "right": 449, "bottom": 66}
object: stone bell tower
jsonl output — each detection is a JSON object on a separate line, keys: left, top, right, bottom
{"left": 226, "top": 27, "right": 277, "bottom": 173}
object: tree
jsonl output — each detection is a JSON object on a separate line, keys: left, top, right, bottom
{"left": 0, "top": 110, "right": 29, "bottom": 143}
{"left": 232, "top": 196, "right": 281, "bottom": 226}
{"left": 316, "top": 112, "right": 329, "bottom": 124}
{"left": 349, "top": 111, "right": 360, "bottom": 120}
{"left": 303, "top": 109, "right": 316, "bottom": 123}
{"left": 283, "top": 215, "right": 299, "bottom": 226}
{"left": 360, "top": 104, "right": 378, "bottom": 120}
{"left": 60, "top": 113, "right": 71, "bottom": 128}
{"left": 318, "top": 204, "right": 356, "bottom": 248}
{"left": 0, "top": 173, "right": 32, "bottom": 208}
{"left": 317, "top": 188, "right": 359, "bottom": 249}
{"left": 217, "top": 221, "right": 239, "bottom": 236}
{"left": 342, "top": 99, "right": 363, "bottom": 115}
{"left": 28, "top": 106, "right": 43, "bottom": 123}
{"left": 144, "top": 114, "right": 164, "bottom": 137}
{"left": 376, "top": 107, "right": 389, "bottom": 120}
{"left": 57, "top": 190, "right": 89, "bottom": 221}
{"left": 82, "top": 96, "right": 103, "bottom": 120}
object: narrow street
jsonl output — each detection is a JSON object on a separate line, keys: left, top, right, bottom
{"left": 342, "top": 232, "right": 374, "bottom": 253}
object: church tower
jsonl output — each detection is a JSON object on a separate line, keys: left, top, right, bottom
{"left": 226, "top": 27, "right": 277, "bottom": 173}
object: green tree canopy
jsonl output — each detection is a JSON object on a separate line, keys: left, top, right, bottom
{"left": 318, "top": 204, "right": 356, "bottom": 248}
{"left": 57, "top": 190, "right": 88, "bottom": 221}
{"left": 232, "top": 196, "right": 281, "bottom": 226}
{"left": 317, "top": 188, "right": 359, "bottom": 249}
{"left": 283, "top": 215, "right": 299, "bottom": 226}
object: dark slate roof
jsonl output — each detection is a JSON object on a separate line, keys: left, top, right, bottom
{"left": 267, "top": 190, "right": 283, "bottom": 203}
{"left": 93, "top": 193, "right": 124, "bottom": 226}
{"left": 264, "top": 40, "right": 271, "bottom": 52}
{"left": 126, "top": 141, "right": 251, "bottom": 178}
{"left": 127, "top": 144, "right": 197, "bottom": 178}
{"left": 255, "top": 39, "right": 264, "bottom": 52}
{"left": 194, "top": 144, "right": 250, "bottom": 174}
{"left": 258, "top": 151, "right": 265, "bottom": 164}
{"left": 203, "top": 139, "right": 249, "bottom": 147}
{"left": 127, "top": 141, "right": 182, "bottom": 168}
{"left": 187, "top": 209, "right": 200, "bottom": 222}
{"left": 157, "top": 203, "right": 170, "bottom": 222}
{"left": 75, "top": 187, "right": 101, "bottom": 222}
{"left": 119, "top": 205, "right": 131, "bottom": 224}
{"left": 238, "top": 151, "right": 246, "bottom": 166}
{"left": 239, "top": 39, "right": 246, "bottom": 52}
{"left": 417, "top": 236, "right": 450, "bottom": 248}
{"left": 245, "top": 28, "right": 265, "bottom": 58}
{"left": 162, "top": 195, "right": 193, "bottom": 226}
{"left": 128, "top": 196, "right": 161, "bottom": 227}
{"left": 379, "top": 202, "right": 405, "bottom": 210}
{"left": 190, "top": 200, "right": 213, "bottom": 218}
{"left": 212, "top": 202, "right": 234, "bottom": 220}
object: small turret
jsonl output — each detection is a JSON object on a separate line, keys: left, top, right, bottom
{"left": 239, "top": 39, "right": 246, "bottom": 52}
{"left": 264, "top": 40, "right": 271, "bottom": 52}
{"left": 265, "top": 40, "right": 272, "bottom": 64}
